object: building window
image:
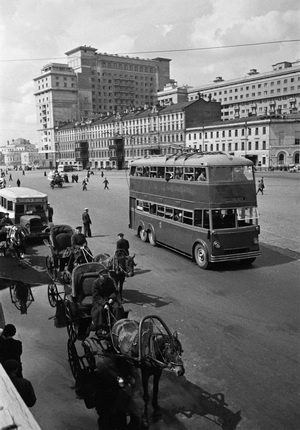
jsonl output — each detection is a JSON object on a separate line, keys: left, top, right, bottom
{"left": 235, "top": 129, "right": 238, "bottom": 137}
{"left": 255, "top": 127, "right": 259, "bottom": 135}
{"left": 248, "top": 142, "right": 251, "bottom": 151}
{"left": 255, "top": 141, "right": 259, "bottom": 150}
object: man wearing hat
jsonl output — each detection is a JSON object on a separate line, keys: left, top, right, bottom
{"left": 82, "top": 208, "right": 92, "bottom": 237}
{"left": 66, "top": 226, "right": 88, "bottom": 273}
{"left": 4, "top": 359, "right": 36, "bottom": 407}
{"left": 116, "top": 233, "right": 130, "bottom": 255}
{"left": 91, "top": 270, "right": 124, "bottom": 336}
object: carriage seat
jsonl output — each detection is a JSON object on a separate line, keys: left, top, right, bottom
{"left": 76, "top": 272, "right": 98, "bottom": 309}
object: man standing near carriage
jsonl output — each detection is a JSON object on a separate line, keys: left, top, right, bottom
{"left": 91, "top": 270, "right": 125, "bottom": 336}
{"left": 82, "top": 208, "right": 92, "bottom": 237}
{"left": 47, "top": 203, "right": 54, "bottom": 224}
{"left": 116, "top": 233, "right": 130, "bottom": 255}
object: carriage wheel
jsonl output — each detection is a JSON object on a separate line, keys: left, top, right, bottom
{"left": 83, "top": 341, "right": 96, "bottom": 370}
{"left": 47, "top": 283, "right": 59, "bottom": 307}
{"left": 139, "top": 228, "right": 148, "bottom": 242}
{"left": 9, "top": 284, "right": 21, "bottom": 310}
{"left": 67, "top": 321, "right": 78, "bottom": 343}
{"left": 46, "top": 255, "right": 57, "bottom": 280}
{"left": 67, "top": 339, "right": 80, "bottom": 379}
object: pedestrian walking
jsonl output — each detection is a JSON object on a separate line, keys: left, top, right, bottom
{"left": 17, "top": 178, "right": 21, "bottom": 187}
{"left": 22, "top": 170, "right": 25, "bottom": 175}
{"left": 101, "top": 171, "right": 104, "bottom": 178}
{"left": 82, "top": 208, "right": 92, "bottom": 237}
{"left": 0, "top": 324, "right": 23, "bottom": 377}
{"left": 82, "top": 179, "right": 87, "bottom": 191}
{"left": 47, "top": 203, "right": 54, "bottom": 223}
{"left": 257, "top": 179, "right": 264, "bottom": 195}
{"left": 103, "top": 177, "right": 109, "bottom": 190}
{"left": 3, "top": 360, "right": 36, "bottom": 407}
{"left": 9, "top": 173, "right": 12, "bottom": 181}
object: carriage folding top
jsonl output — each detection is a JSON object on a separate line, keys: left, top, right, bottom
{"left": 50, "top": 225, "right": 74, "bottom": 253}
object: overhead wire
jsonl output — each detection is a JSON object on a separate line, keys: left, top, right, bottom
{"left": 0, "top": 38, "right": 299, "bottom": 62}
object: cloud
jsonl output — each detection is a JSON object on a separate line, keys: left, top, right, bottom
{"left": 0, "top": 0, "right": 299, "bottom": 144}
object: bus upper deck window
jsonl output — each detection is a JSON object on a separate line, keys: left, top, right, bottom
{"left": 157, "top": 167, "right": 165, "bottom": 178}
{"left": 195, "top": 168, "right": 206, "bottom": 181}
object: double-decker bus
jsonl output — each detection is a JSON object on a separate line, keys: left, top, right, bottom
{"left": 129, "top": 152, "right": 261, "bottom": 269}
{"left": 0, "top": 187, "right": 50, "bottom": 238}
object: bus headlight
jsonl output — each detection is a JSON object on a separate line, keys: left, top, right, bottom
{"left": 213, "top": 241, "right": 221, "bottom": 249}
{"left": 253, "top": 238, "right": 259, "bottom": 245}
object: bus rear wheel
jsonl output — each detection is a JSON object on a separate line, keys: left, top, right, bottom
{"left": 194, "top": 243, "right": 210, "bottom": 269}
{"left": 139, "top": 228, "right": 148, "bottom": 242}
{"left": 148, "top": 230, "right": 156, "bottom": 246}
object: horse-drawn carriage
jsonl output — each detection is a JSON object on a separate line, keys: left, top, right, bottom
{"left": 62, "top": 261, "right": 184, "bottom": 427}
{"left": 44, "top": 225, "right": 95, "bottom": 306}
{"left": 47, "top": 171, "right": 64, "bottom": 189}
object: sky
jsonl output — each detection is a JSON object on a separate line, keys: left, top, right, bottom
{"left": 0, "top": 0, "right": 299, "bottom": 145}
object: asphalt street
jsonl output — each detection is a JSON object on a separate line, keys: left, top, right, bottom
{"left": 0, "top": 169, "right": 299, "bottom": 430}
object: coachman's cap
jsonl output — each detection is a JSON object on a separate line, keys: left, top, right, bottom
{"left": 84, "top": 208, "right": 88, "bottom": 211}
{"left": 118, "top": 233, "right": 124, "bottom": 237}
{"left": 76, "top": 226, "right": 82, "bottom": 230}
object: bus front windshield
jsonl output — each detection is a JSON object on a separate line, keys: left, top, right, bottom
{"left": 212, "top": 207, "right": 259, "bottom": 229}
{"left": 210, "top": 166, "right": 254, "bottom": 183}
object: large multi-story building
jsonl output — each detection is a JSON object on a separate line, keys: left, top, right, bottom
{"left": 55, "top": 98, "right": 222, "bottom": 169}
{"left": 187, "top": 60, "right": 300, "bottom": 120}
{"left": 0, "top": 138, "right": 40, "bottom": 168}
{"left": 33, "top": 62, "right": 78, "bottom": 158}
{"left": 33, "top": 46, "right": 172, "bottom": 165}
{"left": 186, "top": 114, "right": 300, "bottom": 169}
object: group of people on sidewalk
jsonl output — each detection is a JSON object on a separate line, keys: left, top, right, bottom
{"left": 0, "top": 324, "right": 36, "bottom": 408}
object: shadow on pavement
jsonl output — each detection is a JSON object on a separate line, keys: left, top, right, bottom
{"left": 123, "top": 288, "right": 171, "bottom": 308}
{"left": 145, "top": 371, "right": 241, "bottom": 429}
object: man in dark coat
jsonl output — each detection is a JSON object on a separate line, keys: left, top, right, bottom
{"left": 4, "top": 359, "right": 36, "bottom": 407}
{"left": 0, "top": 324, "right": 23, "bottom": 377}
{"left": 82, "top": 208, "right": 92, "bottom": 237}
{"left": 67, "top": 226, "right": 88, "bottom": 273}
{"left": 91, "top": 272, "right": 124, "bottom": 335}
{"left": 116, "top": 233, "right": 130, "bottom": 255}
{"left": 47, "top": 203, "right": 54, "bottom": 223}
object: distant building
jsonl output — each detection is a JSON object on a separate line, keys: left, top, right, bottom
{"left": 0, "top": 139, "right": 40, "bottom": 168}
{"left": 55, "top": 98, "right": 222, "bottom": 169}
{"left": 186, "top": 113, "right": 300, "bottom": 169}
{"left": 187, "top": 60, "right": 300, "bottom": 120}
{"left": 34, "top": 46, "right": 172, "bottom": 160}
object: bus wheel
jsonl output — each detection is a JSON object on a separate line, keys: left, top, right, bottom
{"left": 194, "top": 243, "right": 209, "bottom": 269}
{"left": 148, "top": 230, "right": 156, "bottom": 246}
{"left": 139, "top": 228, "right": 148, "bottom": 242}
{"left": 241, "top": 257, "right": 256, "bottom": 265}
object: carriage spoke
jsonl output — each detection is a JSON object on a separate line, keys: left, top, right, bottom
{"left": 48, "top": 283, "right": 58, "bottom": 307}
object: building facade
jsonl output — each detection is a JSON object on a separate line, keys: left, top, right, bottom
{"left": 0, "top": 139, "right": 40, "bottom": 168}
{"left": 187, "top": 60, "right": 300, "bottom": 121}
{"left": 55, "top": 98, "right": 222, "bottom": 169}
{"left": 34, "top": 46, "right": 172, "bottom": 158}
{"left": 186, "top": 114, "right": 300, "bottom": 169}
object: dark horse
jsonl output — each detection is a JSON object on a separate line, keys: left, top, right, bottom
{"left": 111, "top": 315, "right": 185, "bottom": 428}
{"left": 94, "top": 252, "right": 136, "bottom": 301}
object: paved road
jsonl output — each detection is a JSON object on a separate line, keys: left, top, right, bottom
{"left": 0, "top": 169, "right": 299, "bottom": 430}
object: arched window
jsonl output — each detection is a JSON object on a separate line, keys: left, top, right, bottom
{"left": 294, "top": 153, "right": 300, "bottom": 164}
{"left": 278, "top": 153, "right": 285, "bottom": 165}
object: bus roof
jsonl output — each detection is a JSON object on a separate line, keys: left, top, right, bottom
{"left": 131, "top": 152, "right": 254, "bottom": 167}
{"left": 0, "top": 187, "right": 47, "bottom": 199}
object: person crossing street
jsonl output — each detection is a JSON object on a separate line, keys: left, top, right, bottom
{"left": 82, "top": 208, "right": 92, "bottom": 237}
